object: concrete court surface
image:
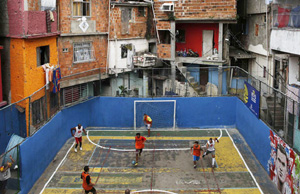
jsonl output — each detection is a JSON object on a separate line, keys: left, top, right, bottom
{"left": 29, "top": 128, "right": 280, "bottom": 194}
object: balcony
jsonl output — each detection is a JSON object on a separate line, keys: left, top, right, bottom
{"left": 9, "top": 11, "right": 59, "bottom": 38}
{"left": 133, "top": 53, "right": 157, "bottom": 67}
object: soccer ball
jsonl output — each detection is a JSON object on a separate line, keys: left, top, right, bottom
{"left": 132, "top": 160, "right": 136, "bottom": 165}
{"left": 0, "top": 166, "right": 4, "bottom": 172}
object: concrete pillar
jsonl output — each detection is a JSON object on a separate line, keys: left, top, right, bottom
{"left": 218, "top": 23, "right": 223, "bottom": 60}
{"left": 218, "top": 65, "right": 223, "bottom": 96}
{"left": 143, "top": 70, "right": 148, "bottom": 97}
{"left": 170, "top": 21, "right": 176, "bottom": 93}
{"left": 171, "top": 61, "right": 176, "bottom": 93}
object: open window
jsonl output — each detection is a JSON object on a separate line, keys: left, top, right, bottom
{"left": 158, "top": 30, "right": 171, "bottom": 44}
{"left": 121, "top": 44, "right": 132, "bottom": 58}
{"left": 73, "top": 0, "right": 91, "bottom": 17}
{"left": 176, "top": 29, "right": 185, "bottom": 43}
{"left": 36, "top": 46, "right": 50, "bottom": 66}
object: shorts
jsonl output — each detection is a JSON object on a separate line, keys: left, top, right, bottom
{"left": 206, "top": 150, "right": 215, "bottom": 155}
{"left": 193, "top": 155, "right": 200, "bottom": 161}
{"left": 136, "top": 149, "right": 143, "bottom": 154}
{"left": 0, "top": 180, "right": 8, "bottom": 191}
{"left": 145, "top": 124, "right": 151, "bottom": 129}
{"left": 75, "top": 137, "right": 82, "bottom": 144}
{"left": 85, "top": 187, "right": 96, "bottom": 194}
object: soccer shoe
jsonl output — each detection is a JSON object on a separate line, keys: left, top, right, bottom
{"left": 80, "top": 147, "right": 82, "bottom": 151}
{"left": 202, "top": 154, "right": 205, "bottom": 158}
{"left": 134, "top": 162, "right": 138, "bottom": 166}
{"left": 194, "top": 165, "right": 197, "bottom": 169}
{"left": 74, "top": 148, "right": 77, "bottom": 153}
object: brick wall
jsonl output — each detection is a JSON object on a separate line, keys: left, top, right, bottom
{"left": 157, "top": 44, "right": 171, "bottom": 58}
{"left": 156, "top": 21, "right": 171, "bottom": 30}
{"left": 58, "top": 36, "right": 107, "bottom": 80}
{"left": 153, "top": 0, "right": 236, "bottom": 20}
{"left": 109, "top": 6, "right": 151, "bottom": 39}
{"left": 27, "top": 0, "right": 39, "bottom": 11}
{"left": 59, "top": 0, "right": 109, "bottom": 34}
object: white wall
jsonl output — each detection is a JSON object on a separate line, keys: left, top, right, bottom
{"left": 109, "top": 38, "right": 154, "bottom": 73}
{"left": 250, "top": 54, "right": 269, "bottom": 83}
{"left": 289, "top": 57, "right": 300, "bottom": 85}
{"left": 271, "top": 30, "right": 300, "bottom": 55}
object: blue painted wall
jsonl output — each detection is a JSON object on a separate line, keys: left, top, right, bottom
{"left": 90, "top": 97, "right": 236, "bottom": 128}
{"left": 19, "top": 98, "right": 97, "bottom": 194}
{"left": 293, "top": 117, "right": 300, "bottom": 153}
{"left": 208, "top": 69, "right": 227, "bottom": 95}
{"left": 0, "top": 104, "right": 26, "bottom": 154}
{"left": 235, "top": 99, "right": 270, "bottom": 171}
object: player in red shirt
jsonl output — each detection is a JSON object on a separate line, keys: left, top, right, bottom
{"left": 143, "top": 114, "right": 152, "bottom": 137}
{"left": 190, "top": 141, "right": 202, "bottom": 168}
{"left": 135, "top": 133, "right": 146, "bottom": 166}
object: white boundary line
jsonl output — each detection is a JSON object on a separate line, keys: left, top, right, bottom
{"left": 39, "top": 141, "right": 75, "bottom": 194}
{"left": 86, "top": 129, "right": 223, "bottom": 152}
{"left": 131, "top": 189, "right": 178, "bottom": 194}
{"left": 225, "top": 129, "right": 264, "bottom": 194}
{"left": 133, "top": 100, "right": 176, "bottom": 131}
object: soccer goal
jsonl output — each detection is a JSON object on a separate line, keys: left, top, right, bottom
{"left": 134, "top": 100, "right": 176, "bottom": 130}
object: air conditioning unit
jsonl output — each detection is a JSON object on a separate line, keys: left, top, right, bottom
{"left": 161, "top": 3, "right": 174, "bottom": 12}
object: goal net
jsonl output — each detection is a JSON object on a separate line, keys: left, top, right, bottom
{"left": 134, "top": 100, "right": 176, "bottom": 130}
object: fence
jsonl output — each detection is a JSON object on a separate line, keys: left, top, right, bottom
{"left": 1, "top": 66, "right": 300, "bottom": 192}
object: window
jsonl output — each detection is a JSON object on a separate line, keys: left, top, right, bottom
{"left": 32, "top": 97, "right": 46, "bottom": 125}
{"left": 138, "top": 7, "right": 145, "bottom": 17}
{"left": 121, "top": 8, "right": 132, "bottom": 34}
{"left": 231, "top": 58, "right": 249, "bottom": 77}
{"left": 73, "top": 42, "right": 94, "bottom": 63}
{"left": 36, "top": 46, "right": 50, "bottom": 66}
{"left": 176, "top": 29, "right": 185, "bottom": 43}
{"left": 158, "top": 30, "right": 171, "bottom": 44}
{"left": 63, "top": 84, "right": 88, "bottom": 105}
{"left": 121, "top": 44, "right": 132, "bottom": 59}
{"left": 50, "top": 92, "right": 59, "bottom": 114}
{"left": 73, "top": 0, "right": 90, "bottom": 17}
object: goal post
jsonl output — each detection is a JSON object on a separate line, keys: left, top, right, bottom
{"left": 134, "top": 100, "right": 176, "bottom": 130}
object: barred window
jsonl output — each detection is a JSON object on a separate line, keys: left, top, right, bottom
{"left": 73, "top": 42, "right": 94, "bottom": 63}
{"left": 73, "top": 0, "right": 90, "bottom": 17}
{"left": 32, "top": 97, "right": 46, "bottom": 125}
{"left": 63, "top": 84, "right": 88, "bottom": 105}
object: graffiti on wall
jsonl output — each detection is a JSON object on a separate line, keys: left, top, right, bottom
{"left": 268, "top": 130, "right": 300, "bottom": 194}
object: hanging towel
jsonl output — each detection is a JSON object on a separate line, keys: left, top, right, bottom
{"left": 52, "top": 67, "right": 61, "bottom": 93}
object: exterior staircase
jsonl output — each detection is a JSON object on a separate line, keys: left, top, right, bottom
{"left": 176, "top": 63, "right": 203, "bottom": 95}
{"left": 265, "top": 95, "right": 284, "bottom": 132}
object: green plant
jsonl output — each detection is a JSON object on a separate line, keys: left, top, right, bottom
{"left": 167, "top": 12, "right": 176, "bottom": 21}
{"left": 119, "top": 85, "right": 128, "bottom": 97}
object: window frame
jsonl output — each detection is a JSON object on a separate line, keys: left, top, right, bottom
{"left": 138, "top": 7, "right": 145, "bottom": 17}
{"left": 36, "top": 45, "right": 50, "bottom": 67}
{"left": 73, "top": 42, "right": 94, "bottom": 64}
{"left": 72, "top": 0, "right": 92, "bottom": 18}
{"left": 121, "top": 44, "right": 132, "bottom": 59}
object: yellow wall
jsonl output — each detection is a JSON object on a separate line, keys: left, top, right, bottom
{"left": 10, "top": 39, "right": 26, "bottom": 103}
{"left": 10, "top": 36, "right": 58, "bottom": 136}
{"left": 24, "top": 37, "right": 58, "bottom": 97}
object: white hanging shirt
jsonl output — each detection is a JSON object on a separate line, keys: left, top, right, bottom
{"left": 74, "top": 126, "right": 83, "bottom": 138}
{"left": 207, "top": 140, "right": 216, "bottom": 151}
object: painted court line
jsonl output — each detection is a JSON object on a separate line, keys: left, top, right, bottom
{"left": 39, "top": 141, "right": 75, "bottom": 194}
{"left": 86, "top": 129, "right": 223, "bottom": 152}
{"left": 225, "top": 129, "right": 263, "bottom": 194}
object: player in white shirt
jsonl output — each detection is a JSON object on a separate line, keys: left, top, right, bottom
{"left": 71, "top": 124, "right": 87, "bottom": 153}
{"left": 202, "top": 137, "right": 219, "bottom": 168}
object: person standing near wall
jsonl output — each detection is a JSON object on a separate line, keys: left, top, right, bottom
{"left": 0, "top": 155, "right": 15, "bottom": 194}
{"left": 71, "top": 124, "right": 87, "bottom": 153}
{"left": 81, "top": 166, "right": 96, "bottom": 194}
{"left": 143, "top": 114, "right": 152, "bottom": 137}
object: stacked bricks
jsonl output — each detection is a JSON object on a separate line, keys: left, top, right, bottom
{"left": 57, "top": 36, "right": 107, "bottom": 79}
{"left": 109, "top": 6, "right": 151, "bottom": 39}
{"left": 59, "top": 0, "right": 109, "bottom": 34}
{"left": 156, "top": 21, "right": 171, "bottom": 30}
{"left": 153, "top": 0, "right": 236, "bottom": 20}
{"left": 157, "top": 44, "right": 171, "bottom": 59}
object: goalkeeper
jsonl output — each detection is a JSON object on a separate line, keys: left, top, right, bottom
{"left": 143, "top": 113, "right": 152, "bottom": 137}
